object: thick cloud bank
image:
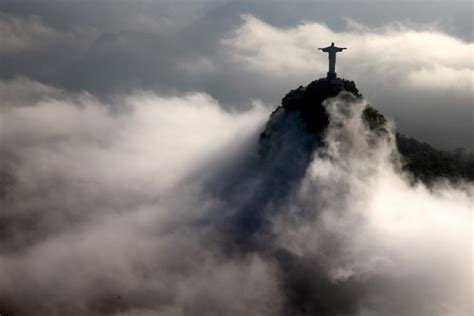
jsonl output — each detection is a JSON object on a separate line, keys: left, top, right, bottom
{"left": 0, "top": 4, "right": 471, "bottom": 150}
{"left": 222, "top": 15, "right": 473, "bottom": 150}
{"left": 271, "top": 97, "right": 472, "bottom": 315}
{"left": 0, "top": 79, "right": 274, "bottom": 315}
{"left": 0, "top": 79, "right": 472, "bottom": 315}
{"left": 225, "top": 15, "right": 473, "bottom": 88}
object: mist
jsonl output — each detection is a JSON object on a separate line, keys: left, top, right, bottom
{"left": 0, "top": 79, "right": 277, "bottom": 315}
{"left": 222, "top": 15, "right": 473, "bottom": 150}
{"left": 0, "top": 1, "right": 472, "bottom": 149}
{"left": 0, "top": 78, "right": 471, "bottom": 315}
{"left": 0, "top": 1, "right": 472, "bottom": 314}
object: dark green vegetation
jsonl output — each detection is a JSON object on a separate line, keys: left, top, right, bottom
{"left": 396, "top": 133, "right": 474, "bottom": 185}
{"left": 262, "top": 78, "right": 474, "bottom": 185}
{"left": 362, "top": 105, "right": 474, "bottom": 184}
{"left": 282, "top": 78, "right": 361, "bottom": 133}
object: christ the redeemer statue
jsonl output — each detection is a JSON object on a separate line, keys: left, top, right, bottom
{"left": 318, "top": 42, "right": 346, "bottom": 79}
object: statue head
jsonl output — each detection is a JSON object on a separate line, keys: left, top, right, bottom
{"left": 331, "top": 42, "right": 334, "bottom": 46}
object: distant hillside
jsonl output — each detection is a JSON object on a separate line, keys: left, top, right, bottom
{"left": 396, "top": 133, "right": 474, "bottom": 184}
{"left": 361, "top": 105, "right": 474, "bottom": 184}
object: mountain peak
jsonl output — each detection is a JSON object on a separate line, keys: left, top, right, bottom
{"left": 259, "top": 77, "right": 364, "bottom": 158}
{"left": 282, "top": 77, "right": 362, "bottom": 133}
{"left": 259, "top": 76, "right": 474, "bottom": 185}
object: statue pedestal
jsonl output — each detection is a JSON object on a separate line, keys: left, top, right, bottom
{"left": 327, "top": 72, "right": 337, "bottom": 80}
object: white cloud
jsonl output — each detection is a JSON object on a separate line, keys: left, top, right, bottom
{"left": 221, "top": 15, "right": 474, "bottom": 150}
{"left": 273, "top": 97, "right": 473, "bottom": 315}
{"left": 0, "top": 78, "right": 276, "bottom": 315}
{"left": 0, "top": 77, "right": 471, "bottom": 315}
{"left": 224, "top": 15, "right": 473, "bottom": 91}
{"left": 0, "top": 77, "right": 62, "bottom": 107}
{"left": 0, "top": 85, "right": 267, "bottom": 195}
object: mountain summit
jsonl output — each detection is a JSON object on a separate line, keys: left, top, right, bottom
{"left": 263, "top": 77, "right": 362, "bottom": 135}
{"left": 259, "top": 77, "right": 473, "bottom": 184}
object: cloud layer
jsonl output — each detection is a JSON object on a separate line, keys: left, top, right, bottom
{"left": 0, "top": 2, "right": 472, "bottom": 315}
{"left": 222, "top": 15, "right": 473, "bottom": 150}
{"left": 272, "top": 96, "right": 472, "bottom": 315}
{"left": 0, "top": 79, "right": 277, "bottom": 315}
{"left": 0, "top": 2, "right": 471, "bottom": 149}
{"left": 0, "top": 79, "right": 472, "bottom": 315}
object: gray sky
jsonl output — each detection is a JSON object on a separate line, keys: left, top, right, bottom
{"left": 0, "top": 0, "right": 472, "bottom": 149}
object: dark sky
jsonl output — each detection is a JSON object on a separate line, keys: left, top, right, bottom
{"left": 0, "top": 0, "right": 472, "bottom": 149}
